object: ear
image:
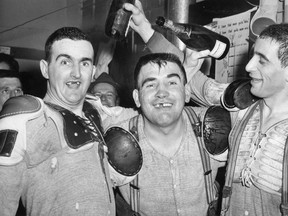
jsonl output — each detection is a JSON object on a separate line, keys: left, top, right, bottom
{"left": 132, "top": 89, "right": 141, "bottom": 108}
{"left": 91, "top": 65, "right": 96, "bottom": 82}
{"left": 184, "top": 84, "right": 190, "bottom": 103}
{"left": 40, "top": 60, "right": 49, "bottom": 79}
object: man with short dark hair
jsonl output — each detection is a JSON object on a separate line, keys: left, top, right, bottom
{"left": 113, "top": 52, "right": 228, "bottom": 215}
{"left": 0, "top": 27, "right": 139, "bottom": 216}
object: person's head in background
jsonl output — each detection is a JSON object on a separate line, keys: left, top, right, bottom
{"left": 89, "top": 73, "right": 119, "bottom": 107}
{"left": 0, "top": 53, "right": 23, "bottom": 111}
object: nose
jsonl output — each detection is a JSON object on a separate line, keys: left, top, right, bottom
{"left": 100, "top": 94, "right": 107, "bottom": 102}
{"left": 71, "top": 64, "right": 81, "bottom": 78}
{"left": 156, "top": 83, "right": 169, "bottom": 98}
{"left": 245, "top": 56, "right": 256, "bottom": 74}
{"left": 9, "top": 91, "right": 17, "bottom": 98}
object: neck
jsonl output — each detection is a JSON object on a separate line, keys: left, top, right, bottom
{"left": 261, "top": 94, "right": 288, "bottom": 131}
{"left": 143, "top": 114, "right": 186, "bottom": 156}
{"left": 44, "top": 91, "right": 84, "bottom": 117}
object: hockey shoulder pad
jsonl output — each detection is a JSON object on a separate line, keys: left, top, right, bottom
{"left": 104, "top": 126, "right": 142, "bottom": 176}
{"left": 0, "top": 95, "right": 44, "bottom": 165}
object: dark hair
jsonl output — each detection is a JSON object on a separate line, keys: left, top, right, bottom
{"left": 45, "top": 27, "right": 92, "bottom": 62}
{"left": 259, "top": 24, "right": 288, "bottom": 68}
{"left": 0, "top": 69, "right": 21, "bottom": 79}
{"left": 0, "top": 53, "right": 19, "bottom": 72}
{"left": 133, "top": 53, "right": 187, "bottom": 89}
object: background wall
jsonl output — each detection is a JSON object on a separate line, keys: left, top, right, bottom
{"left": 0, "top": 0, "right": 260, "bottom": 105}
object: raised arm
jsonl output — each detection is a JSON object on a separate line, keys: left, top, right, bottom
{"left": 124, "top": 0, "right": 228, "bottom": 107}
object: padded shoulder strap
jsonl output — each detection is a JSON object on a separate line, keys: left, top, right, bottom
{"left": 281, "top": 136, "right": 288, "bottom": 216}
{"left": 221, "top": 101, "right": 259, "bottom": 215}
{"left": 128, "top": 115, "right": 140, "bottom": 214}
{"left": 184, "top": 106, "right": 215, "bottom": 205}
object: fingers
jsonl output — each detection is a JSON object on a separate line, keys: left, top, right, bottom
{"left": 134, "top": 0, "right": 144, "bottom": 13}
{"left": 123, "top": 1, "right": 141, "bottom": 15}
{"left": 185, "top": 48, "right": 210, "bottom": 60}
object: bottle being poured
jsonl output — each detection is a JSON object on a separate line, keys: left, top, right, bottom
{"left": 155, "top": 16, "right": 230, "bottom": 60}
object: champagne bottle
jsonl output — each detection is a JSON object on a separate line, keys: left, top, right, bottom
{"left": 105, "top": 0, "right": 135, "bottom": 40}
{"left": 155, "top": 16, "right": 230, "bottom": 60}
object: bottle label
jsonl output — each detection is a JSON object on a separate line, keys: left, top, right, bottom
{"left": 210, "top": 40, "right": 227, "bottom": 59}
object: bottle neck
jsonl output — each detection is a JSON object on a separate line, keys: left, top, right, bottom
{"left": 163, "top": 19, "right": 190, "bottom": 36}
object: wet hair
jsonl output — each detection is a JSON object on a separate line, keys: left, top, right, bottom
{"left": 0, "top": 53, "right": 19, "bottom": 72}
{"left": 133, "top": 53, "right": 187, "bottom": 89}
{"left": 259, "top": 24, "right": 288, "bottom": 68}
{"left": 44, "top": 27, "right": 92, "bottom": 62}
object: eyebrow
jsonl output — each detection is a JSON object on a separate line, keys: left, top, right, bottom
{"left": 140, "top": 73, "right": 182, "bottom": 88}
{"left": 141, "top": 77, "right": 156, "bottom": 88}
{"left": 56, "top": 54, "right": 93, "bottom": 62}
{"left": 254, "top": 51, "right": 269, "bottom": 62}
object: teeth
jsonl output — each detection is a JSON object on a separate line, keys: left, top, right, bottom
{"left": 155, "top": 103, "right": 172, "bottom": 108}
{"left": 67, "top": 81, "right": 80, "bottom": 86}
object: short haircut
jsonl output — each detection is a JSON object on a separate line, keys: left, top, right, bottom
{"left": 0, "top": 53, "right": 19, "bottom": 72}
{"left": 44, "top": 27, "right": 92, "bottom": 62}
{"left": 259, "top": 23, "right": 288, "bottom": 68}
{"left": 133, "top": 53, "right": 187, "bottom": 89}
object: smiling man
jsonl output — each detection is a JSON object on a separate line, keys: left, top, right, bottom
{"left": 0, "top": 27, "right": 139, "bottom": 216}
{"left": 112, "top": 53, "right": 228, "bottom": 215}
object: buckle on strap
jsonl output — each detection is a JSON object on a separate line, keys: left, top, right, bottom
{"left": 281, "top": 203, "right": 288, "bottom": 215}
{"left": 222, "top": 186, "right": 232, "bottom": 198}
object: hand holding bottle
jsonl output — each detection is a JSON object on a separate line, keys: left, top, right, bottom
{"left": 123, "top": 0, "right": 154, "bottom": 43}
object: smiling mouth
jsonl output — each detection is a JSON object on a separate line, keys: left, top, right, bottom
{"left": 251, "top": 78, "right": 262, "bottom": 83}
{"left": 66, "top": 81, "right": 81, "bottom": 87}
{"left": 154, "top": 103, "right": 172, "bottom": 108}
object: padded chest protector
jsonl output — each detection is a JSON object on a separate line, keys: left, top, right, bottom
{"left": 45, "top": 101, "right": 103, "bottom": 150}
{"left": 0, "top": 95, "right": 44, "bottom": 165}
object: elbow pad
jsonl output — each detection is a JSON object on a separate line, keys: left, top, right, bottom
{"left": 0, "top": 95, "right": 44, "bottom": 165}
{"left": 221, "top": 78, "right": 259, "bottom": 111}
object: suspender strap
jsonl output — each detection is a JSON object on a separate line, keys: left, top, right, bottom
{"left": 129, "top": 115, "right": 140, "bottom": 213}
{"left": 281, "top": 136, "right": 288, "bottom": 216}
{"left": 220, "top": 101, "right": 260, "bottom": 215}
{"left": 184, "top": 107, "right": 214, "bottom": 205}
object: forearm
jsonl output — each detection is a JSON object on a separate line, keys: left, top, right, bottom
{"left": 146, "top": 31, "right": 184, "bottom": 62}
{"left": 188, "top": 71, "right": 228, "bottom": 106}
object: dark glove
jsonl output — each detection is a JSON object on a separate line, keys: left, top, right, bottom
{"left": 221, "top": 78, "right": 259, "bottom": 111}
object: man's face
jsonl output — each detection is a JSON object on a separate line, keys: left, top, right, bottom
{"left": 0, "top": 77, "right": 23, "bottom": 111}
{"left": 90, "top": 82, "right": 118, "bottom": 107}
{"left": 246, "top": 38, "right": 288, "bottom": 100}
{"left": 133, "top": 61, "right": 189, "bottom": 127}
{"left": 41, "top": 39, "right": 95, "bottom": 107}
